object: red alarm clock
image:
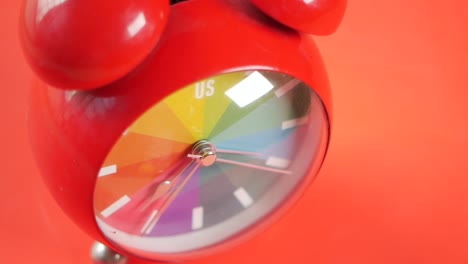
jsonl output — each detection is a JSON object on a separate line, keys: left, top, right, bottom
{"left": 20, "top": 0, "right": 346, "bottom": 262}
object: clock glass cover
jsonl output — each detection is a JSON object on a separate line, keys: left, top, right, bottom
{"left": 93, "top": 70, "right": 329, "bottom": 258}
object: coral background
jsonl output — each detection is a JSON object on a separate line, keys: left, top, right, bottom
{"left": 1, "top": 0, "right": 467, "bottom": 263}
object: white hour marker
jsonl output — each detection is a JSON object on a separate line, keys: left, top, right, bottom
{"left": 281, "top": 116, "right": 308, "bottom": 130}
{"left": 266, "top": 157, "right": 291, "bottom": 169}
{"left": 98, "top": 165, "right": 117, "bottom": 177}
{"left": 145, "top": 218, "right": 158, "bottom": 235}
{"left": 275, "top": 79, "right": 301, "bottom": 97}
{"left": 225, "top": 71, "right": 274, "bottom": 107}
{"left": 101, "top": 195, "right": 131, "bottom": 218}
{"left": 192, "top": 206, "right": 204, "bottom": 230}
{"left": 234, "top": 188, "right": 253, "bottom": 208}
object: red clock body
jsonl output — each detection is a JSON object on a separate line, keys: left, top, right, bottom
{"left": 26, "top": 0, "right": 342, "bottom": 261}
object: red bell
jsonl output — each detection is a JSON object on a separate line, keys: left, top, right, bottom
{"left": 19, "top": 0, "right": 170, "bottom": 90}
{"left": 249, "top": 0, "right": 347, "bottom": 35}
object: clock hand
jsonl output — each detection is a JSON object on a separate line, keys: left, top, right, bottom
{"left": 216, "top": 149, "right": 264, "bottom": 156}
{"left": 148, "top": 161, "right": 194, "bottom": 203}
{"left": 188, "top": 149, "right": 263, "bottom": 158}
{"left": 140, "top": 160, "right": 201, "bottom": 235}
{"left": 216, "top": 158, "right": 292, "bottom": 174}
{"left": 138, "top": 160, "right": 193, "bottom": 212}
{"left": 186, "top": 143, "right": 289, "bottom": 174}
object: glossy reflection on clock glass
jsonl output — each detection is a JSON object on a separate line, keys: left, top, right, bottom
{"left": 93, "top": 70, "right": 329, "bottom": 258}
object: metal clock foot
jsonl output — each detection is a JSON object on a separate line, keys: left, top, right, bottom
{"left": 91, "top": 241, "right": 128, "bottom": 264}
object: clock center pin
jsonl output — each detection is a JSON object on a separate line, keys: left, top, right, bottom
{"left": 191, "top": 140, "right": 217, "bottom": 167}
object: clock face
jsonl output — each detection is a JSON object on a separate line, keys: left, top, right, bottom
{"left": 93, "top": 70, "right": 329, "bottom": 259}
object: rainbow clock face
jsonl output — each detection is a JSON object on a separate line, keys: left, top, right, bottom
{"left": 93, "top": 70, "right": 329, "bottom": 258}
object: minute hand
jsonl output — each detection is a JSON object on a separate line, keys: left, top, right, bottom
{"left": 216, "top": 158, "right": 291, "bottom": 174}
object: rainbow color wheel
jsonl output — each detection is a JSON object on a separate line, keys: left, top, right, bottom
{"left": 93, "top": 70, "right": 329, "bottom": 255}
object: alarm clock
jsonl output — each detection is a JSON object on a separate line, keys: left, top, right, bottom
{"left": 21, "top": 0, "right": 346, "bottom": 262}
